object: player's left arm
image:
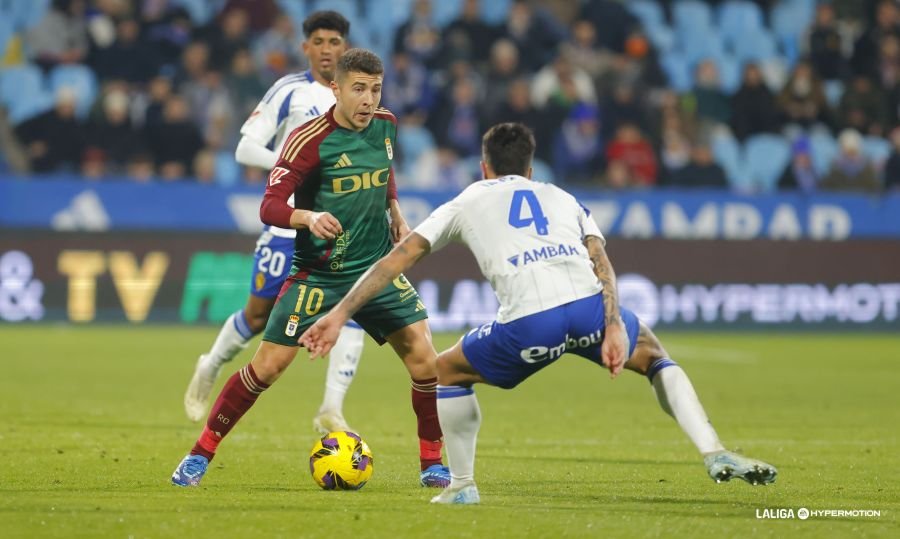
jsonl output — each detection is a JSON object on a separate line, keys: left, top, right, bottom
{"left": 584, "top": 234, "right": 628, "bottom": 378}
{"left": 386, "top": 168, "right": 410, "bottom": 242}
{"left": 299, "top": 232, "right": 431, "bottom": 357}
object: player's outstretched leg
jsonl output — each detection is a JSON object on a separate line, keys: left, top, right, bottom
{"left": 313, "top": 324, "right": 365, "bottom": 434}
{"left": 185, "top": 301, "right": 270, "bottom": 421}
{"left": 172, "top": 341, "right": 295, "bottom": 487}
{"left": 385, "top": 320, "right": 450, "bottom": 487}
{"left": 431, "top": 385, "right": 481, "bottom": 504}
{"left": 626, "top": 321, "right": 777, "bottom": 485}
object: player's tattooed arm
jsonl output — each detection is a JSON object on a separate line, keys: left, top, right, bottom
{"left": 584, "top": 235, "right": 622, "bottom": 327}
{"left": 336, "top": 232, "right": 430, "bottom": 319}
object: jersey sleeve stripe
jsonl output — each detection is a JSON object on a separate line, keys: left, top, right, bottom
{"left": 285, "top": 120, "right": 331, "bottom": 162}
{"left": 262, "top": 74, "right": 303, "bottom": 103}
{"left": 280, "top": 116, "right": 327, "bottom": 160}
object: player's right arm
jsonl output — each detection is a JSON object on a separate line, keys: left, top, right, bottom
{"left": 577, "top": 201, "right": 628, "bottom": 378}
{"left": 235, "top": 79, "right": 297, "bottom": 169}
{"left": 259, "top": 133, "right": 342, "bottom": 240}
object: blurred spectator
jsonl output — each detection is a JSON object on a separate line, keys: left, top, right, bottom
{"left": 809, "top": 3, "right": 848, "bottom": 80}
{"left": 26, "top": 0, "right": 89, "bottom": 70}
{"left": 670, "top": 144, "right": 728, "bottom": 188}
{"left": 393, "top": 0, "right": 442, "bottom": 67}
{"left": 686, "top": 60, "right": 731, "bottom": 128}
{"left": 852, "top": 0, "right": 900, "bottom": 77}
{"left": 14, "top": 87, "right": 84, "bottom": 172}
{"left": 821, "top": 129, "right": 881, "bottom": 192}
{"left": 410, "top": 147, "right": 472, "bottom": 191}
{"left": 439, "top": 0, "right": 497, "bottom": 66}
{"left": 481, "top": 39, "right": 522, "bottom": 115}
{"left": 600, "top": 159, "right": 635, "bottom": 190}
{"left": 884, "top": 127, "right": 900, "bottom": 190}
{"left": 427, "top": 77, "right": 483, "bottom": 158}
{"left": 565, "top": 20, "right": 606, "bottom": 80}
{"left": 552, "top": 103, "right": 604, "bottom": 184}
{"left": 220, "top": 0, "right": 278, "bottom": 33}
{"left": 778, "top": 137, "right": 819, "bottom": 192}
{"left": 659, "top": 130, "right": 691, "bottom": 182}
{"left": 126, "top": 151, "right": 155, "bottom": 182}
{"left": 253, "top": 13, "right": 302, "bottom": 80}
{"left": 531, "top": 51, "right": 596, "bottom": 109}
{"left": 489, "top": 78, "right": 555, "bottom": 161}
{"left": 501, "top": 0, "right": 567, "bottom": 72}
{"left": 193, "top": 149, "right": 217, "bottom": 184}
{"left": 81, "top": 147, "right": 106, "bottom": 179}
{"left": 175, "top": 41, "right": 210, "bottom": 88}
{"left": 578, "top": 0, "right": 640, "bottom": 53}
{"left": 777, "top": 62, "right": 831, "bottom": 129}
{"left": 605, "top": 123, "right": 657, "bottom": 186}
{"left": 143, "top": 6, "right": 193, "bottom": 70}
{"left": 146, "top": 95, "right": 204, "bottom": 180}
{"left": 90, "top": 17, "right": 159, "bottom": 84}
{"left": 227, "top": 49, "right": 267, "bottom": 118}
{"left": 140, "top": 76, "right": 174, "bottom": 127}
{"left": 84, "top": 88, "right": 146, "bottom": 175}
{"left": 383, "top": 51, "right": 434, "bottom": 116}
{"left": 602, "top": 84, "right": 647, "bottom": 139}
{"left": 838, "top": 75, "right": 889, "bottom": 136}
{"left": 731, "top": 63, "right": 780, "bottom": 140}
{"left": 205, "top": 8, "right": 251, "bottom": 72}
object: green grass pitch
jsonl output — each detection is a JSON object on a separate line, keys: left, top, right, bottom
{"left": 1, "top": 326, "right": 897, "bottom": 538}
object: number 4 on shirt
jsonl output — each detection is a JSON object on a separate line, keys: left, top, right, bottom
{"left": 508, "top": 190, "right": 549, "bottom": 235}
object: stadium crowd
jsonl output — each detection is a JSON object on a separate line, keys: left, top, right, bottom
{"left": 1, "top": 0, "right": 900, "bottom": 193}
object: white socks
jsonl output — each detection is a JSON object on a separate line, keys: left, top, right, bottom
{"left": 319, "top": 325, "right": 365, "bottom": 412}
{"left": 649, "top": 359, "right": 725, "bottom": 455}
{"left": 204, "top": 310, "right": 254, "bottom": 369}
{"left": 436, "top": 386, "right": 481, "bottom": 486}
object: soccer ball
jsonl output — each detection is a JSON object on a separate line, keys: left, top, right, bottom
{"left": 309, "top": 431, "right": 374, "bottom": 490}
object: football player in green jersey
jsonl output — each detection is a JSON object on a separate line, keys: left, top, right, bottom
{"left": 172, "top": 49, "right": 450, "bottom": 488}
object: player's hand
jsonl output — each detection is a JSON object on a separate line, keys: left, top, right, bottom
{"left": 390, "top": 216, "right": 410, "bottom": 244}
{"left": 601, "top": 320, "right": 628, "bottom": 379}
{"left": 307, "top": 211, "right": 343, "bottom": 240}
{"left": 298, "top": 313, "right": 343, "bottom": 359}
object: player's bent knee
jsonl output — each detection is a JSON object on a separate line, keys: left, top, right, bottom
{"left": 250, "top": 343, "right": 297, "bottom": 384}
{"left": 625, "top": 323, "right": 668, "bottom": 376}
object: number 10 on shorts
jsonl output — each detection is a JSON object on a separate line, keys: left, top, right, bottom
{"left": 285, "top": 284, "right": 324, "bottom": 337}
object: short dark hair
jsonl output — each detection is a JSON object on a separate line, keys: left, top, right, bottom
{"left": 336, "top": 48, "right": 384, "bottom": 78}
{"left": 302, "top": 11, "right": 350, "bottom": 38}
{"left": 482, "top": 123, "right": 536, "bottom": 177}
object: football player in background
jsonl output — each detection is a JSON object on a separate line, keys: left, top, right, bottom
{"left": 183, "top": 11, "right": 364, "bottom": 435}
{"left": 300, "top": 122, "right": 778, "bottom": 504}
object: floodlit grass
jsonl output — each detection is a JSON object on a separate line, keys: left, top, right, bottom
{"left": 1, "top": 326, "right": 897, "bottom": 538}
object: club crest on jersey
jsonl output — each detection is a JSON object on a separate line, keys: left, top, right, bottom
{"left": 285, "top": 315, "right": 300, "bottom": 337}
{"left": 269, "top": 166, "right": 289, "bottom": 186}
{"left": 385, "top": 138, "right": 393, "bottom": 160}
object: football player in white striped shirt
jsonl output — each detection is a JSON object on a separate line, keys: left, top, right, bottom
{"left": 184, "top": 11, "right": 365, "bottom": 435}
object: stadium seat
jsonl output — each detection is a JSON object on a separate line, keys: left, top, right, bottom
{"left": 771, "top": 0, "right": 815, "bottom": 66}
{"left": 48, "top": 64, "right": 97, "bottom": 120}
{"left": 0, "top": 63, "right": 55, "bottom": 124}
{"left": 0, "top": 18, "right": 12, "bottom": 58}
{"left": 644, "top": 22, "right": 676, "bottom": 52}
{"left": 717, "top": 1, "right": 763, "bottom": 39}
{"left": 732, "top": 29, "right": 779, "bottom": 63}
{"left": 862, "top": 136, "right": 892, "bottom": 167}
{"left": 311, "top": 0, "right": 359, "bottom": 19}
{"left": 214, "top": 151, "right": 241, "bottom": 187}
{"left": 714, "top": 55, "right": 743, "bottom": 94}
{"left": 531, "top": 158, "right": 555, "bottom": 184}
{"left": 275, "top": 0, "right": 306, "bottom": 30}
{"left": 711, "top": 133, "right": 745, "bottom": 188}
{"left": 171, "top": 0, "right": 214, "bottom": 25}
{"left": 627, "top": 0, "right": 666, "bottom": 30}
{"left": 808, "top": 131, "right": 838, "bottom": 177}
{"left": 680, "top": 30, "right": 725, "bottom": 65}
{"left": 660, "top": 52, "right": 692, "bottom": 93}
{"left": 745, "top": 134, "right": 791, "bottom": 192}
{"left": 673, "top": 0, "right": 713, "bottom": 34}
{"left": 824, "top": 79, "right": 845, "bottom": 108}
{"left": 480, "top": 0, "right": 511, "bottom": 25}
{"left": 397, "top": 124, "right": 435, "bottom": 177}
{"left": 3, "top": 0, "right": 49, "bottom": 31}
{"left": 431, "top": 0, "right": 463, "bottom": 27}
